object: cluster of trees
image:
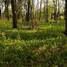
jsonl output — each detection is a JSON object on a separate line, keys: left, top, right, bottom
{"left": 0, "top": 0, "right": 67, "bottom": 34}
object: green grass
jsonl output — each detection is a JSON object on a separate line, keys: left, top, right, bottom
{"left": 0, "top": 19, "right": 67, "bottom": 67}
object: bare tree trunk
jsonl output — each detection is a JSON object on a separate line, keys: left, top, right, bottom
{"left": 36, "top": 0, "right": 39, "bottom": 19}
{"left": 53, "top": 0, "right": 58, "bottom": 23}
{"left": 57, "top": 0, "right": 60, "bottom": 22}
{"left": 31, "top": 0, "right": 36, "bottom": 29}
{"left": 17, "top": 0, "right": 22, "bottom": 19}
{"left": 4, "top": 0, "right": 9, "bottom": 20}
{"left": 45, "top": 0, "right": 48, "bottom": 22}
{"left": 64, "top": 0, "right": 67, "bottom": 35}
{"left": 0, "top": 8, "right": 1, "bottom": 18}
{"left": 39, "top": 0, "right": 42, "bottom": 20}
{"left": 43, "top": 0, "right": 46, "bottom": 21}
{"left": 11, "top": 0, "right": 17, "bottom": 28}
{"left": 26, "top": 0, "right": 31, "bottom": 22}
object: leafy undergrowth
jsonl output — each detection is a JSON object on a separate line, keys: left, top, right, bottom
{"left": 0, "top": 20, "right": 67, "bottom": 67}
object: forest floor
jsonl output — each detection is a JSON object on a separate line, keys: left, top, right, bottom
{"left": 0, "top": 19, "right": 67, "bottom": 67}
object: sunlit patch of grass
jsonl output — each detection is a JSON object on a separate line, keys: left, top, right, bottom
{"left": 0, "top": 19, "right": 12, "bottom": 29}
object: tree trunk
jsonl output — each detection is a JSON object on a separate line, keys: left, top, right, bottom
{"left": 64, "top": 0, "right": 67, "bottom": 35}
{"left": 4, "top": 0, "right": 9, "bottom": 20}
{"left": 0, "top": 8, "right": 1, "bottom": 18}
{"left": 43, "top": 0, "right": 46, "bottom": 21}
{"left": 26, "top": 0, "right": 31, "bottom": 22}
{"left": 53, "top": 0, "right": 57, "bottom": 22}
{"left": 39, "top": 0, "right": 42, "bottom": 20}
{"left": 11, "top": 0, "right": 17, "bottom": 28}
{"left": 57, "top": 0, "right": 60, "bottom": 23}
{"left": 45, "top": 0, "right": 48, "bottom": 22}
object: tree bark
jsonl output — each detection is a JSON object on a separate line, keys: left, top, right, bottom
{"left": 45, "top": 0, "right": 48, "bottom": 22}
{"left": 53, "top": 0, "right": 57, "bottom": 22}
{"left": 0, "top": 8, "right": 1, "bottom": 18}
{"left": 64, "top": 0, "right": 67, "bottom": 35}
{"left": 39, "top": 0, "right": 42, "bottom": 20}
{"left": 11, "top": 0, "right": 17, "bottom": 28}
{"left": 26, "top": 0, "right": 31, "bottom": 22}
{"left": 4, "top": 0, "right": 9, "bottom": 20}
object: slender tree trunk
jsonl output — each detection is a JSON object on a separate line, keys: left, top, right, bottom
{"left": 43, "top": 0, "right": 46, "bottom": 21}
{"left": 53, "top": 0, "right": 58, "bottom": 22}
{"left": 11, "top": 0, "right": 17, "bottom": 28}
{"left": 64, "top": 0, "right": 67, "bottom": 35}
{"left": 39, "top": 0, "right": 42, "bottom": 20}
{"left": 26, "top": 0, "right": 31, "bottom": 22}
{"left": 57, "top": 0, "right": 60, "bottom": 22}
{"left": 31, "top": 0, "right": 35, "bottom": 29}
{"left": 17, "top": 0, "right": 22, "bottom": 19}
{"left": 0, "top": 8, "right": 1, "bottom": 18}
{"left": 45, "top": 0, "right": 48, "bottom": 22}
{"left": 36, "top": 0, "right": 39, "bottom": 19}
{"left": 4, "top": 0, "right": 9, "bottom": 20}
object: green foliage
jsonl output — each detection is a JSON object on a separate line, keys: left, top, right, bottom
{"left": 0, "top": 20, "right": 67, "bottom": 67}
